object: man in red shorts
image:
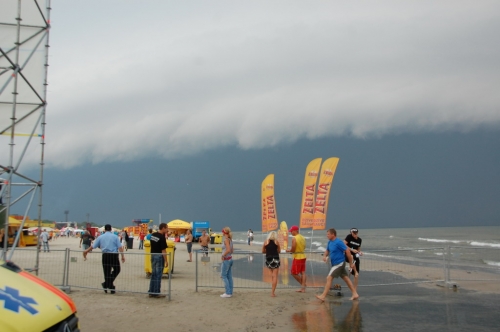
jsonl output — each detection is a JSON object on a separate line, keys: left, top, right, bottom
{"left": 286, "top": 225, "right": 307, "bottom": 292}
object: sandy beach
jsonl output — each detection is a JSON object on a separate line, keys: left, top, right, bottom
{"left": 12, "top": 236, "right": 500, "bottom": 331}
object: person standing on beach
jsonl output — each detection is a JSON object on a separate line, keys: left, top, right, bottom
{"left": 344, "top": 228, "right": 363, "bottom": 289}
{"left": 146, "top": 228, "right": 153, "bottom": 241}
{"left": 0, "top": 228, "right": 5, "bottom": 251}
{"left": 79, "top": 230, "right": 95, "bottom": 260}
{"left": 148, "top": 223, "right": 168, "bottom": 298}
{"left": 316, "top": 228, "right": 359, "bottom": 302}
{"left": 286, "top": 225, "right": 307, "bottom": 292}
{"left": 138, "top": 230, "right": 145, "bottom": 250}
{"left": 262, "top": 231, "right": 281, "bottom": 297}
{"left": 120, "top": 229, "right": 128, "bottom": 251}
{"left": 220, "top": 227, "right": 234, "bottom": 298}
{"left": 40, "top": 229, "right": 50, "bottom": 252}
{"left": 185, "top": 229, "right": 193, "bottom": 262}
{"left": 199, "top": 230, "right": 210, "bottom": 257}
{"left": 83, "top": 224, "right": 125, "bottom": 294}
{"left": 247, "top": 229, "right": 254, "bottom": 246}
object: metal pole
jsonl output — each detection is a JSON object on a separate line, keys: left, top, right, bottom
{"left": 442, "top": 247, "right": 447, "bottom": 284}
{"left": 62, "top": 247, "right": 68, "bottom": 287}
{"left": 168, "top": 251, "right": 172, "bottom": 301}
{"left": 446, "top": 246, "right": 451, "bottom": 284}
{"left": 64, "top": 247, "right": 71, "bottom": 293}
{"left": 195, "top": 249, "right": 198, "bottom": 292}
{"left": 8, "top": 187, "right": 37, "bottom": 261}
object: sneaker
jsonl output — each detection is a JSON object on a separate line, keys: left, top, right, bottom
{"left": 149, "top": 294, "right": 166, "bottom": 298}
{"left": 220, "top": 293, "right": 232, "bottom": 298}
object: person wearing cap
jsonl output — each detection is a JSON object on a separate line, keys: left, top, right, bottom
{"left": 286, "top": 225, "right": 307, "bottom": 292}
{"left": 83, "top": 224, "right": 125, "bottom": 294}
{"left": 344, "top": 228, "right": 363, "bottom": 289}
{"left": 316, "top": 228, "right": 359, "bottom": 302}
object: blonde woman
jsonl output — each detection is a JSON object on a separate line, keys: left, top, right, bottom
{"left": 262, "top": 231, "right": 281, "bottom": 297}
{"left": 220, "top": 227, "right": 234, "bottom": 298}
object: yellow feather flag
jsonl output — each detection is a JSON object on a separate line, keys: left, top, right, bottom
{"left": 312, "top": 157, "right": 340, "bottom": 230}
{"left": 299, "top": 158, "right": 322, "bottom": 229}
{"left": 261, "top": 176, "right": 269, "bottom": 233}
{"left": 262, "top": 174, "right": 278, "bottom": 232}
{"left": 262, "top": 174, "right": 278, "bottom": 231}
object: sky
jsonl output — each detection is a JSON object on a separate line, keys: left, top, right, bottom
{"left": 2, "top": 1, "right": 500, "bottom": 231}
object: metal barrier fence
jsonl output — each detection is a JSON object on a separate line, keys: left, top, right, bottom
{"left": 5, "top": 246, "right": 499, "bottom": 297}
{"left": 195, "top": 247, "right": 500, "bottom": 291}
{"left": 7, "top": 248, "right": 172, "bottom": 300}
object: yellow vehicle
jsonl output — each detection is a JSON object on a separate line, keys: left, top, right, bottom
{"left": 0, "top": 260, "right": 79, "bottom": 332}
{"left": 144, "top": 239, "right": 176, "bottom": 278}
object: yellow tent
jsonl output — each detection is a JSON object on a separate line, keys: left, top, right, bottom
{"left": 167, "top": 219, "right": 192, "bottom": 230}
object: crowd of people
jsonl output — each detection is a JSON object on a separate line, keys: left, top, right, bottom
{"left": 78, "top": 222, "right": 362, "bottom": 302}
{"left": 259, "top": 225, "right": 362, "bottom": 301}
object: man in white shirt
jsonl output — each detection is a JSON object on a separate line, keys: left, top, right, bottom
{"left": 40, "top": 229, "right": 50, "bottom": 252}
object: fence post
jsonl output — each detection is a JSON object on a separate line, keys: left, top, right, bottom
{"left": 195, "top": 250, "right": 198, "bottom": 292}
{"left": 168, "top": 252, "right": 172, "bottom": 301}
{"left": 60, "top": 247, "right": 71, "bottom": 293}
{"left": 442, "top": 246, "right": 447, "bottom": 284}
{"left": 61, "top": 248, "right": 68, "bottom": 287}
{"left": 446, "top": 246, "right": 451, "bottom": 285}
{"left": 438, "top": 245, "right": 458, "bottom": 289}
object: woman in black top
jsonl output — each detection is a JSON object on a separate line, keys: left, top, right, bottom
{"left": 262, "top": 231, "right": 281, "bottom": 297}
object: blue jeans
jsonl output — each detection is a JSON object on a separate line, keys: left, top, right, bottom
{"left": 139, "top": 240, "right": 144, "bottom": 250}
{"left": 42, "top": 241, "right": 50, "bottom": 252}
{"left": 149, "top": 254, "right": 164, "bottom": 294}
{"left": 221, "top": 259, "right": 233, "bottom": 295}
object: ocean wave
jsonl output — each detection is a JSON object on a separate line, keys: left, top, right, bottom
{"left": 484, "top": 260, "right": 500, "bottom": 267}
{"left": 317, "top": 246, "right": 326, "bottom": 251}
{"left": 312, "top": 241, "right": 322, "bottom": 247}
{"left": 418, "top": 238, "right": 462, "bottom": 244}
{"left": 470, "top": 241, "right": 500, "bottom": 248}
{"left": 363, "top": 252, "right": 424, "bottom": 261}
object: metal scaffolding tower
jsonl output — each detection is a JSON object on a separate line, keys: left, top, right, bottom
{"left": 0, "top": 0, "right": 52, "bottom": 269}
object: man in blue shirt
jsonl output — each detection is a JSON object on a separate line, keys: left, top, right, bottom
{"left": 83, "top": 224, "right": 125, "bottom": 294}
{"left": 316, "top": 228, "right": 359, "bottom": 301}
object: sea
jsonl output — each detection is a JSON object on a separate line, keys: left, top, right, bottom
{"left": 230, "top": 225, "right": 500, "bottom": 269}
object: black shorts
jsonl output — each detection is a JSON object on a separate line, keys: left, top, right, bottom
{"left": 265, "top": 256, "right": 280, "bottom": 269}
{"left": 346, "top": 256, "right": 360, "bottom": 275}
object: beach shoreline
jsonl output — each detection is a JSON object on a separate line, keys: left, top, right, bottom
{"left": 8, "top": 235, "right": 500, "bottom": 331}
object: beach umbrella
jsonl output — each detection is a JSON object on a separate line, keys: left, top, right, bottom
{"left": 167, "top": 219, "right": 192, "bottom": 230}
